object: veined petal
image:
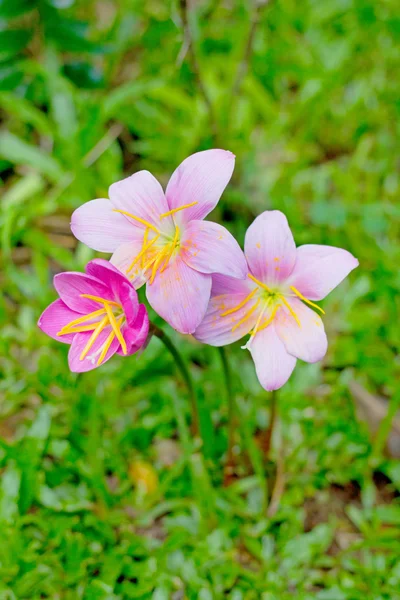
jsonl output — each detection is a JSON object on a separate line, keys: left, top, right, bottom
{"left": 109, "top": 170, "right": 174, "bottom": 235}
{"left": 165, "top": 150, "right": 235, "bottom": 224}
{"left": 85, "top": 258, "right": 133, "bottom": 302}
{"left": 146, "top": 255, "right": 211, "bottom": 334}
{"left": 117, "top": 304, "right": 149, "bottom": 356}
{"left": 54, "top": 272, "right": 114, "bottom": 313}
{"left": 275, "top": 298, "right": 328, "bottom": 363}
{"left": 181, "top": 220, "right": 247, "bottom": 279}
{"left": 287, "top": 244, "right": 359, "bottom": 301}
{"left": 37, "top": 299, "right": 80, "bottom": 344}
{"left": 211, "top": 273, "right": 254, "bottom": 296}
{"left": 249, "top": 324, "right": 297, "bottom": 391}
{"left": 244, "top": 211, "right": 296, "bottom": 285}
{"left": 110, "top": 240, "right": 149, "bottom": 290}
{"left": 194, "top": 288, "right": 260, "bottom": 347}
{"left": 68, "top": 328, "right": 119, "bottom": 373}
{"left": 71, "top": 198, "right": 139, "bottom": 252}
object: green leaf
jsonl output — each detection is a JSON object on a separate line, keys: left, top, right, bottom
{"left": 0, "top": 462, "right": 21, "bottom": 523}
{"left": 0, "top": 132, "right": 64, "bottom": 181}
{"left": 0, "top": 30, "right": 32, "bottom": 60}
{"left": 0, "top": 0, "right": 37, "bottom": 18}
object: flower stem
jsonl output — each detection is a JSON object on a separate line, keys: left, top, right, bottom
{"left": 151, "top": 323, "right": 200, "bottom": 438}
{"left": 261, "top": 389, "right": 278, "bottom": 460}
{"left": 218, "top": 347, "right": 236, "bottom": 485}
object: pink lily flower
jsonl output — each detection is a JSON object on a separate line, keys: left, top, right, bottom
{"left": 38, "top": 259, "right": 149, "bottom": 372}
{"left": 194, "top": 211, "right": 359, "bottom": 391}
{"left": 71, "top": 150, "right": 247, "bottom": 334}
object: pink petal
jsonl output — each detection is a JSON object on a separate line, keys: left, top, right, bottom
{"left": 287, "top": 244, "right": 359, "bottom": 301}
{"left": 244, "top": 211, "right": 296, "bottom": 285}
{"left": 249, "top": 324, "right": 297, "bottom": 391}
{"left": 37, "top": 299, "right": 79, "bottom": 344}
{"left": 110, "top": 240, "right": 149, "bottom": 290}
{"left": 165, "top": 150, "right": 235, "bottom": 224}
{"left": 181, "top": 220, "right": 247, "bottom": 279}
{"left": 71, "top": 198, "right": 139, "bottom": 252}
{"left": 146, "top": 255, "right": 212, "bottom": 334}
{"left": 54, "top": 272, "right": 115, "bottom": 313}
{"left": 211, "top": 273, "right": 253, "bottom": 296}
{"left": 194, "top": 285, "right": 260, "bottom": 347}
{"left": 109, "top": 171, "right": 174, "bottom": 235}
{"left": 117, "top": 304, "right": 149, "bottom": 356}
{"left": 85, "top": 258, "right": 133, "bottom": 302}
{"left": 119, "top": 282, "right": 140, "bottom": 326}
{"left": 68, "top": 327, "right": 120, "bottom": 373}
{"left": 275, "top": 298, "right": 328, "bottom": 363}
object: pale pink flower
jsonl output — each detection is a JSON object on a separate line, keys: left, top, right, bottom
{"left": 194, "top": 211, "right": 359, "bottom": 391}
{"left": 71, "top": 150, "right": 247, "bottom": 334}
{"left": 38, "top": 259, "right": 149, "bottom": 372}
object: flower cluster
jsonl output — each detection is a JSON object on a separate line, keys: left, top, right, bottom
{"left": 39, "top": 150, "right": 358, "bottom": 388}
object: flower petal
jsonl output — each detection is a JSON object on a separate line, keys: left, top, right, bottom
{"left": 244, "top": 211, "right": 296, "bottom": 285}
{"left": 194, "top": 285, "right": 260, "bottom": 347}
{"left": 109, "top": 170, "right": 174, "bottom": 235}
{"left": 248, "top": 324, "right": 297, "bottom": 391}
{"left": 85, "top": 258, "right": 133, "bottom": 302}
{"left": 181, "top": 220, "right": 247, "bottom": 279}
{"left": 275, "top": 298, "right": 328, "bottom": 363}
{"left": 146, "top": 255, "right": 211, "bottom": 334}
{"left": 54, "top": 272, "right": 114, "bottom": 313}
{"left": 68, "top": 328, "right": 120, "bottom": 373}
{"left": 110, "top": 240, "right": 149, "bottom": 290}
{"left": 165, "top": 150, "right": 235, "bottom": 224}
{"left": 37, "top": 299, "right": 79, "bottom": 344}
{"left": 211, "top": 273, "right": 253, "bottom": 296}
{"left": 71, "top": 198, "right": 139, "bottom": 252}
{"left": 287, "top": 244, "right": 359, "bottom": 301}
{"left": 117, "top": 304, "right": 149, "bottom": 356}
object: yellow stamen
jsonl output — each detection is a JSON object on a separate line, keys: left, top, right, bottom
{"left": 242, "top": 302, "right": 270, "bottom": 349}
{"left": 160, "top": 226, "right": 180, "bottom": 272}
{"left": 126, "top": 233, "right": 160, "bottom": 273}
{"left": 290, "top": 286, "right": 325, "bottom": 315}
{"left": 141, "top": 227, "right": 148, "bottom": 268}
{"left": 60, "top": 323, "right": 104, "bottom": 334}
{"left": 104, "top": 302, "right": 127, "bottom": 355}
{"left": 79, "top": 316, "right": 109, "bottom": 360}
{"left": 279, "top": 295, "right": 301, "bottom": 327}
{"left": 221, "top": 288, "right": 258, "bottom": 317}
{"left": 159, "top": 202, "right": 198, "bottom": 220}
{"left": 253, "top": 304, "right": 282, "bottom": 333}
{"left": 80, "top": 294, "right": 120, "bottom": 307}
{"left": 113, "top": 209, "right": 159, "bottom": 233}
{"left": 247, "top": 273, "right": 273, "bottom": 293}
{"left": 97, "top": 316, "right": 124, "bottom": 366}
{"left": 232, "top": 298, "right": 261, "bottom": 332}
{"left": 149, "top": 246, "right": 169, "bottom": 284}
{"left": 57, "top": 308, "right": 107, "bottom": 335}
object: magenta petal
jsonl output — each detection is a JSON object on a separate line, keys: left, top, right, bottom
{"left": 85, "top": 258, "right": 133, "bottom": 302}
{"left": 165, "top": 150, "right": 235, "bottom": 224}
{"left": 109, "top": 170, "right": 174, "bottom": 235}
{"left": 244, "top": 211, "right": 296, "bottom": 285}
{"left": 118, "top": 304, "right": 149, "bottom": 356}
{"left": 287, "top": 244, "right": 359, "bottom": 301}
{"left": 194, "top": 287, "right": 259, "bottom": 347}
{"left": 54, "top": 272, "right": 114, "bottom": 313}
{"left": 110, "top": 240, "right": 149, "bottom": 290}
{"left": 275, "top": 298, "right": 328, "bottom": 363}
{"left": 249, "top": 324, "right": 297, "bottom": 391}
{"left": 68, "top": 328, "right": 119, "bottom": 372}
{"left": 146, "top": 255, "right": 212, "bottom": 334}
{"left": 38, "top": 299, "right": 79, "bottom": 344}
{"left": 71, "top": 198, "right": 139, "bottom": 252}
{"left": 119, "top": 282, "right": 140, "bottom": 326}
{"left": 181, "top": 220, "right": 247, "bottom": 279}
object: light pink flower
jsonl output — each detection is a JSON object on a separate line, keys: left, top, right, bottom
{"left": 194, "top": 211, "right": 359, "bottom": 391}
{"left": 71, "top": 150, "right": 247, "bottom": 334}
{"left": 38, "top": 259, "right": 149, "bottom": 372}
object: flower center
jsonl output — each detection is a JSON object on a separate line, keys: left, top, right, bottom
{"left": 57, "top": 294, "right": 127, "bottom": 366}
{"left": 113, "top": 201, "right": 198, "bottom": 284}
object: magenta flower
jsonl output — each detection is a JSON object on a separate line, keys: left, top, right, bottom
{"left": 194, "top": 211, "right": 359, "bottom": 391}
{"left": 38, "top": 259, "right": 149, "bottom": 372}
{"left": 71, "top": 150, "right": 247, "bottom": 334}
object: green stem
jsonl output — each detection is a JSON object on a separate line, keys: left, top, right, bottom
{"left": 262, "top": 390, "right": 278, "bottom": 460}
{"left": 151, "top": 323, "right": 200, "bottom": 438}
{"left": 218, "top": 347, "right": 236, "bottom": 484}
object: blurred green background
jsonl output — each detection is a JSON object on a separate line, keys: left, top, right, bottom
{"left": 1, "top": 0, "right": 400, "bottom": 598}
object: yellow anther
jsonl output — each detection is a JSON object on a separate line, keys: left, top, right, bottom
{"left": 253, "top": 303, "right": 282, "bottom": 334}
{"left": 161, "top": 226, "right": 180, "bottom": 272}
{"left": 113, "top": 209, "right": 159, "bottom": 233}
{"left": 126, "top": 233, "right": 160, "bottom": 273}
{"left": 79, "top": 316, "right": 109, "bottom": 361}
{"left": 247, "top": 273, "right": 273, "bottom": 293}
{"left": 97, "top": 315, "right": 124, "bottom": 365}
{"left": 57, "top": 308, "right": 107, "bottom": 335}
{"left": 104, "top": 302, "right": 127, "bottom": 355}
{"left": 149, "top": 246, "right": 169, "bottom": 284}
{"left": 290, "top": 286, "right": 325, "bottom": 315}
{"left": 159, "top": 202, "right": 198, "bottom": 220}
{"left": 279, "top": 295, "right": 301, "bottom": 327}
{"left": 80, "top": 294, "right": 120, "bottom": 307}
{"left": 232, "top": 298, "right": 261, "bottom": 332}
{"left": 221, "top": 288, "right": 258, "bottom": 317}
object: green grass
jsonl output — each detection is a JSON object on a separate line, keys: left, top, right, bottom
{"left": 1, "top": 0, "right": 400, "bottom": 598}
